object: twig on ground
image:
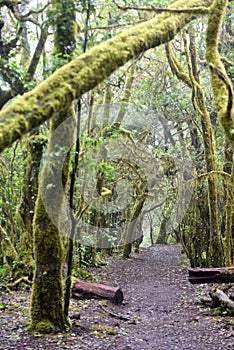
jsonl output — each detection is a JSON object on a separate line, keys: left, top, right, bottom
{"left": 98, "top": 304, "right": 131, "bottom": 321}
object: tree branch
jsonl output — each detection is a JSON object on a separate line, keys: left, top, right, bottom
{"left": 165, "top": 43, "right": 192, "bottom": 88}
{"left": 21, "top": 2, "right": 51, "bottom": 19}
{"left": 27, "top": 24, "right": 49, "bottom": 80}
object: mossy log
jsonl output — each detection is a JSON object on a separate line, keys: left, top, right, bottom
{"left": 72, "top": 281, "right": 124, "bottom": 304}
{"left": 188, "top": 267, "right": 234, "bottom": 284}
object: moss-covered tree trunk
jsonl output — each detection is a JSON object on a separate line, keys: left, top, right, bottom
{"left": 29, "top": 110, "right": 75, "bottom": 333}
{"left": 205, "top": 0, "right": 234, "bottom": 266}
{"left": 29, "top": 0, "right": 76, "bottom": 333}
{"left": 205, "top": 0, "right": 234, "bottom": 264}
{"left": 180, "top": 181, "right": 211, "bottom": 267}
{"left": 184, "top": 30, "right": 223, "bottom": 266}
{"left": 224, "top": 156, "right": 234, "bottom": 266}
{"left": 166, "top": 26, "right": 224, "bottom": 266}
{"left": 115, "top": 61, "right": 137, "bottom": 124}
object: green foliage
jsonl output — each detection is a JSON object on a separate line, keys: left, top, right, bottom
{"left": 98, "top": 161, "right": 116, "bottom": 181}
{"left": 27, "top": 320, "right": 55, "bottom": 334}
{"left": 227, "top": 49, "right": 234, "bottom": 75}
{"left": 0, "top": 265, "right": 11, "bottom": 284}
{"left": 6, "top": 58, "right": 35, "bottom": 90}
{"left": 72, "top": 267, "right": 95, "bottom": 281}
{"left": 44, "top": 53, "right": 74, "bottom": 77}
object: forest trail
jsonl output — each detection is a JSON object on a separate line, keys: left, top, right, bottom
{"left": 1, "top": 244, "right": 234, "bottom": 349}
{"left": 88, "top": 244, "right": 234, "bottom": 350}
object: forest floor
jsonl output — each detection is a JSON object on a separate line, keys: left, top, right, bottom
{"left": 1, "top": 244, "right": 234, "bottom": 350}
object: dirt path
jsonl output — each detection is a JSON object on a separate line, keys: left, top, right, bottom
{"left": 1, "top": 244, "right": 234, "bottom": 349}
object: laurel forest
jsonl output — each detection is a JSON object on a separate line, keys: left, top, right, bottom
{"left": 0, "top": 0, "right": 233, "bottom": 336}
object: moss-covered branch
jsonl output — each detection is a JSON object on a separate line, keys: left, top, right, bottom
{"left": 206, "top": 0, "right": 234, "bottom": 148}
{"left": 165, "top": 43, "right": 192, "bottom": 88}
{"left": 0, "top": 0, "right": 213, "bottom": 153}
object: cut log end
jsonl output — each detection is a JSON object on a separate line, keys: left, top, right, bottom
{"left": 113, "top": 289, "right": 124, "bottom": 304}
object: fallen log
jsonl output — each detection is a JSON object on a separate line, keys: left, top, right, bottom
{"left": 188, "top": 267, "right": 234, "bottom": 284}
{"left": 72, "top": 281, "right": 124, "bottom": 304}
{"left": 210, "top": 288, "right": 234, "bottom": 315}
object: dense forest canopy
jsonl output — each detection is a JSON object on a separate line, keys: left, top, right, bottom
{"left": 0, "top": 0, "right": 233, "bottom": 334}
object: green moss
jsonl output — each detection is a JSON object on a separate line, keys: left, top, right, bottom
{"left": 166, "top": 43, "right": 192, "bottom": 88}
{"left": 27, "top": 320, "right": 55, "bottom": 334}
{"left": 72, "top": 268, "right": 95, "bottom": 281}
